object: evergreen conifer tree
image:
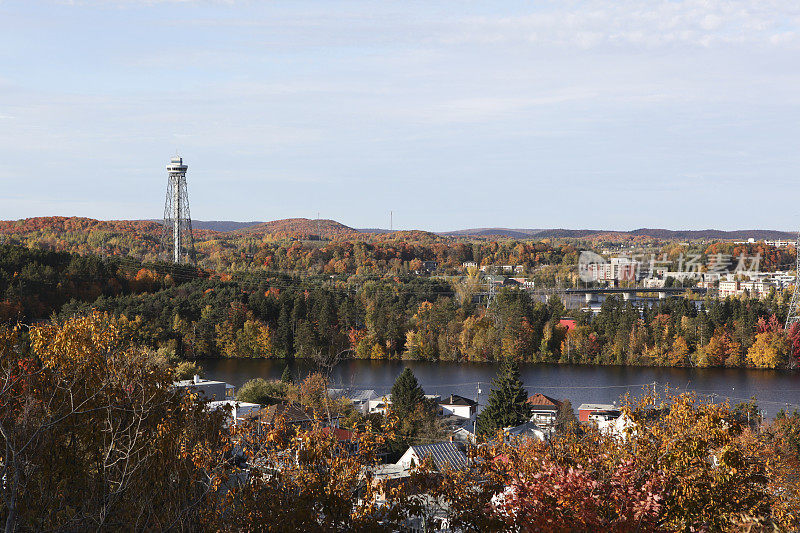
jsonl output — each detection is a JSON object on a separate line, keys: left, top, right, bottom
{"left": 281, "top": 365, "right": 293, "bottom": 384}
{"left": 390, "top": 367, "right": 425, "bottom": 419}
{"left": 276, "top": 305, "right": 292, "bottom": 357}
{"left": 476, "top": 360, "right": 531, "bottom": 437}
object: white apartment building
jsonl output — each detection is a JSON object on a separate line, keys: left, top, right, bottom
{"left": 585, "top": 257, "right": 641, "bottom": 282}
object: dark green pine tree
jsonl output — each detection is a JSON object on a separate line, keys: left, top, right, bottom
{"left": 281, "top": 365, "right": 293, "bottom": 384}
{"left": 275, "top": 305, "right": 293, "bottom": 358}
{"left": 476, "top": 360, "right": 531, "bottom": 437}
{"left": 390, "top": 367, "right": 425, "bottom": 419}
{"left": 294, "top": 319, "right": 317, "bottom": 358}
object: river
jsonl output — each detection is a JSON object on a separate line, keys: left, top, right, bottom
{"left": 202, "top": 359, "right": 800, "bottom": 419}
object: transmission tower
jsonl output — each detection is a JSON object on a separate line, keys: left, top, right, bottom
{"left": 786, "top": 234, "right": 800, "bottom": 328}
{"left": 161, "top": 156, "right": 196, "bottom": 265}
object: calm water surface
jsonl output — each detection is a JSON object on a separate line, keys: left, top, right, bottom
{"left": 202, "top": 359, "right": 800, "bottom": 418}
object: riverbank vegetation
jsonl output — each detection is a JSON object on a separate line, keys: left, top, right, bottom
{"left": 2, "top": 244, "right": 799, "bottom": 369}
{"left": 1, "top": 314, "right": 799, "bottom": 531}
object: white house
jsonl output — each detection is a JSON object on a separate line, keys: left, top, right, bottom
{"left": 527, "top": 393, "right": 563, "bottom": 427}
{"left": 595, "top": 412, "right": 636, "bottom": 441}
{"left": 504, "top": 421, "right": 548, "bottom": 442}
{"left": 207, "top": 400, "right": 262, "bottom": 426}
{"left": 368, "top": 397, "right": 392, "bottom": 415}
{"left": 451, "top": 427, "right": 476, "bottom": 445}
{"left": 438, "top": 394, "right": 478, "bottom": 420}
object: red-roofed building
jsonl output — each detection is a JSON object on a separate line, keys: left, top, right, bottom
{"left": 322, "top": 426, "right": 356, "bottom": 442}
{"left": 321, "top": 426, "right": 360, "bottom": 455}
{"left": 527, "top": 393, "right": 564, "bottom": 427}
{"left": 558, "top": 318, "right": 576, "bottom": 331}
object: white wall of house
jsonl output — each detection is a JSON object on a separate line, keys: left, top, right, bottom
{"left": 595, "top": 413, "right": 636, "bottom": 441}
{"left": 368, "top": 398, "right": 391, "bottom": 414}
{"left": 530, "top": 410, "right": 557, "bottom": 425}
{"left": 397, "top": 448, "right": 420, "bottom": 470}
{"left": 207, "top": 400, "right": 262, "bottom": 426}
{"left": 440, "top": 404, "right": 473, "bottom": 419}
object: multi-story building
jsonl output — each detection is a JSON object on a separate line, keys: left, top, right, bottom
{"left": 585, "top": 257, "right": 641, "bottom": 282}
{"left": 718, "top": 278, "right": 778, "bottom": 298}
{"left": 718, "top": 280, "right": 740, "bottom": 297}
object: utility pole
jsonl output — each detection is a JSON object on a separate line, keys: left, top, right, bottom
{"left": 474, "top": 381, "right": 482, "bottom": 438}
{"left": 390, "top": 210, "right": 393, "bottom": 232}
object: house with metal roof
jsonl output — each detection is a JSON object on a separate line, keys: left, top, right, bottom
{"left": 505, "top": 421, "right": 548, "bottom": 442}
{"left": 173, "top": 375, "right": 235, "bottom": 402}
{"left": 329, "top": 388, "right": 378, "bottom": 414}
{"left": 397, "top": 442, "right": 468, "bottom": 472}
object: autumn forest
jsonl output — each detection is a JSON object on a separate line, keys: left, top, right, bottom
{"left": 1, "top": 217, "right": 799, "bottom": 370}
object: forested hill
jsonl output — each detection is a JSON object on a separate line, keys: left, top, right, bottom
{"left": 1, "top": 243, "right": 797, "bottom": 370}
{"left": 238, "top": 218, "right": 360, "bottom": 239}
{"left": 0, "top": 216, "right": 163, "bottom": 235}
{"left": 1, "top": 216, "right": 794, "bottom": 243}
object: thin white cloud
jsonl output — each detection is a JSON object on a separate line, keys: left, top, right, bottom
{"left": 57, "top": 0, "right": 235, "bottom": 5}
{"left": 441, "top": 1, "right": 800, "bottom": 49}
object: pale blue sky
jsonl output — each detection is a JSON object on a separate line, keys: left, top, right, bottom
{"left": 1, "top": 0, "right": 799, "bottom": 231}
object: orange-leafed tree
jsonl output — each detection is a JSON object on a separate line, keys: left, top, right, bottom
{"left": 0, "top": 313, "right": 228, "bottom": 532}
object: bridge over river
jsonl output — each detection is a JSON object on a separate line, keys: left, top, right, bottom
{"left": 561, "top": 286, "right": 709, "bottom": 304}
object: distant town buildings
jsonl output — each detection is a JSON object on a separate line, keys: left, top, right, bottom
{"left": 733, "top": 237, "right": 796, "bottom": 248}
{"left": 476, "top": 264, "right": 525, "bottom": 274}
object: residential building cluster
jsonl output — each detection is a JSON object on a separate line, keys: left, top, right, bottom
{"left": 462, "top": 262, "right": 525, "bottom": 275}
{"left": 171, "top": 376, "right": 643, "bottom": 531}
{"left": 717, "top": 271, "right": 795, "bottom": 298}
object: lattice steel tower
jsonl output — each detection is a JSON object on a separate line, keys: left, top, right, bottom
{"left": 786, "top": 233, "right": 800, "bottom": 328}
{"left": 161, "top": 156, "right": 196, "bottom": 264}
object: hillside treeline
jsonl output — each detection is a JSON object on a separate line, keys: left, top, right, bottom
{"left": 2, "top": 244, "right": 798, "bottom": 369}
{"left": 2, "top": 216, "right": 795, "bottom": 280}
